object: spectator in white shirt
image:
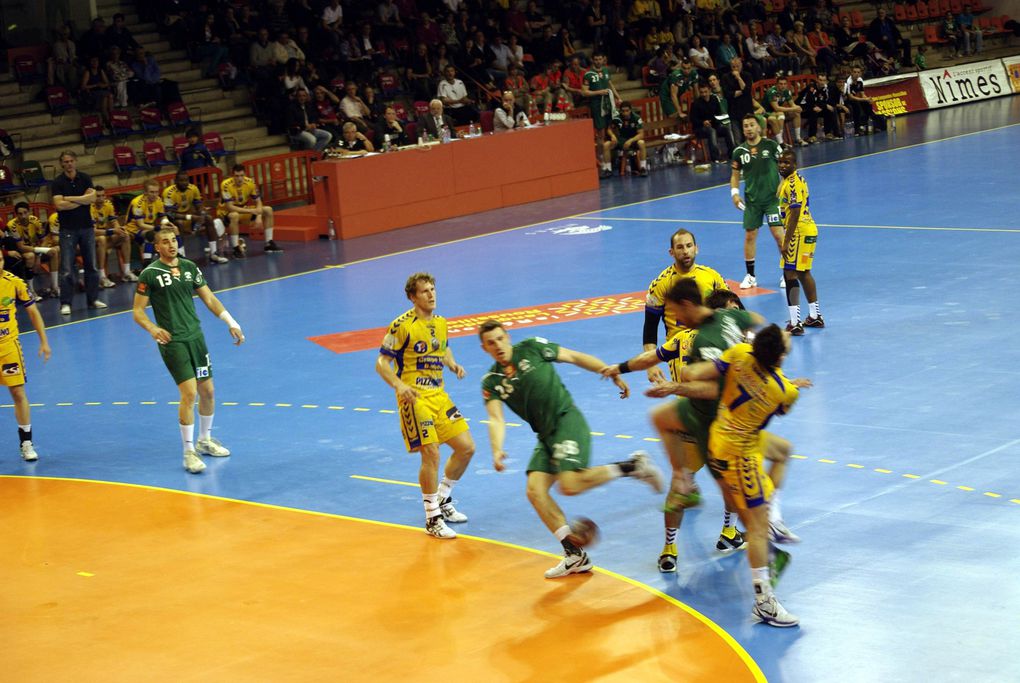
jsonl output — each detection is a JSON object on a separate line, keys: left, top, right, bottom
{"left": 341, "top": 81, "right": 372, "bottom": 132}
{"left": 494, "top": 90, "right": 531, "bottom": 132}
{"left": 437, "top": 65, "right": 478, "bottom": 125}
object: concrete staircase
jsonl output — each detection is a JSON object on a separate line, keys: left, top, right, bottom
{"left": 1, "top": 0, "right": 291, "bottom": 200}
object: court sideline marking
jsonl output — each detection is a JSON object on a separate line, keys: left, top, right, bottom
{"left": 593, "top": 217, "right": 1020, "bottom": 233}
{"left": 35, "top": 121, "right": 1020, "bottom": 334}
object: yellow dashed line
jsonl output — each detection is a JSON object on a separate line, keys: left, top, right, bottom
{"left": 590, "top": 431, "right": 605, "bottom": 436}
{"left": 1010, "top": 499, "right": 1020, "bottom": 505}
{"left": 222, "top": 402, "right": 238, "bottom": 406}
{"left": 902, "top": 474, "right": 920, "bottom": 479}
{"left": 301, "top": 404, "right": 319, "bottom": 409}
{"left": 140, "top": 401, "right": 156, "bottom": 405}
{"left": 506, "top": 422, "right": 521, "bottom": 427}
{"left": 378, "top": 409, "right": 395, "bottom": 414}
{"left": 874, "top": 468, "right": 892, "bottom": 474}
{"left": 353, "top": 408, "right": 370, "bottom": 412}
{"left": 957, "top": 486, "right": 974, "bottom": 492}
{"left": 930, "top": 479, "right": 947, "bottom": 485}
{"left": 29, "top": 403, "right": 44, "bottom": 407}
{"left": 57, "top": 402, "right": 73, "bottom": 406}
{"left": 615, "top": 434, "right": 633, "bottom": 439}
{"left": 984, "top": 492, "right": 1002, "bottom": 498}
{"left": 249, "top": 402, "right": 265, "bottom": 406}
{"left": 328, "top": 406, "right": 344, "bottom": 410}
{"left": 847, "top": 464, "right": 864, "bottom": 469}
{"left": 790, "top": 454, "right": 807, "bottom": 460}
{"left": 168, "top": 401, "right": 179, "bottom": 405}
{"left": 0, "top": 404, "right": 13, "bottom": 408}
{"left": 112, "top": 402, "right": 129, "bottom": 406}
{"left": 275, "top": 403, "right": 292, "bottom": 407}
{"left": 85, "top": 402, "right": 102, "bottom": 406}
{"left": 818, "top": 458, "right": 836, "bottom": 464}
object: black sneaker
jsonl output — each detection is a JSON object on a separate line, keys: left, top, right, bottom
{"left": 637, "top": 168, "right": 648, "bottom": 177}
{"left": 804, "top": 315, "right": 825, "bottom": 328}
{"left": 599, "top": 169, "right": 613, "bottom": 179}
{"left": 264, "top": 240, "right": 284, "bottom": 253}
{"left": 785, "top": 322, "right": 804, "bottom": 336}
{"left": 232, "top": 246, "right": 246, "bottom": 259}
{"left": 716, "top": 526, "right": 748, "bottom": 553}
{"left": 658, "top": 543, "right": 678, "bottom": 572}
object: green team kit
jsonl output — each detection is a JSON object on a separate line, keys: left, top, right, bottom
{"left": 659, "top": 66, "right": 699, "bottom": 116}
{"left": 481, "top": 337, "right": 591, "bottom": 474}
{"left": 659, "top": 309, "right": 755, "bottom": 458}
{"left": 764, "top": 85, "right": 794, "bottom": 112}
{"left": 613, "top": 110, "right": 643, "bottom": 147}
{"left": 583, "top": 66, "right": 614, "bottom": 130}
{"left": 732, "top": 137, "right": 783, "bottom": 232}
{"left": 137, "top": 258, "right": 211, "bottom": 384}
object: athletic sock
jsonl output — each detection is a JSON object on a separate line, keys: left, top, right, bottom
{"left": 180, "top": 423, "right": 194, "bottom": 452}
{"left": 198, "top": 413, "right": 214, "bottom": 441}
{"left": 423, "top": 492, "right": 441, "bottom": 520}
{"left": 51, "top": 271, "right": 59, "bottom": 289}
{"left": 555, "top": 525, "right": 582, "bottom": 555}
{"left": 745, "top": 260, "right": 756, "bottom": 277}
{"left": 770, "top": 490, "right": 783, "bottom": 523}
{"left": 722, "top": 510, "right": 734, "bottom": 528}
{"left": 230, "top": 234, "right": 240, "bottom": 247}
{"left": 788, "top": 304, "right": 800, "bottom": 325}
{"left": 753, "top": 566, "right": 772, "bottom": 600}
{"left": 437, "top": 476, "right": 457, "bottom": 503}
{"left": 264, "top": 227, "right": 274, "bottom": 242}
{"left": 99, "top": 268, "right": 107, "bottom": 279}
{"left": 18, "top": 424, "right": 31, "bottom": 444}
{"left": 665, "top": 527, "right": 678, "bottom": 545}
{"left": 809, "top": 301, "right": 821, "bottom": 318}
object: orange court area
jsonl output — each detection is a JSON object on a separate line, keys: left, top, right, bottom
{"left": 3, "top": 476, "right": 761, "bottom": 682}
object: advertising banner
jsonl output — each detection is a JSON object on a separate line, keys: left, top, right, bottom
{"left": 918, "top": 59, "right": 1011, "bottom": 108}
{"left": 1004, "top": 58, "right": 1020, "bottom": 94}
{"left": 863, "top": 74, "right": 928, "bottom": 115}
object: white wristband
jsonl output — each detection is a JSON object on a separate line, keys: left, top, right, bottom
{"left": 185, "top": 214, "right": 192, "bottom": 222}
{"left": 160, "top": 217, "right": 171, "bottom": 227}
{"left": 219, "top": 310, "right": 240, "bottom": 329}
{"left": 730, "top": 188, "right": 740, "bottom": 197}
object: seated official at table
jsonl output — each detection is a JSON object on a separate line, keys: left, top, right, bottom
{"left": 493, "top": 90, "right": 532, "bottom": 132}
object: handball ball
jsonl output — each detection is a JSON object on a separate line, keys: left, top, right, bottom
{"left": 567, "top": 517, "right": 600, "bottom": 547}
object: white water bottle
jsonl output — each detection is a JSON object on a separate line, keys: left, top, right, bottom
{"left": 327, "top": 218, "right": 336, "bottom": 240}
{"left": 383, "top": 133, "right": 391, "bottom": 151}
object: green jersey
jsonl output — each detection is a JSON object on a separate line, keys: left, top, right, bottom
{"left": 659, "top": 67, "right": 698, "bottom": 114}
{"left": 482, "top": 338, "right": 574, "bottom": 440}
{"left": 613, "top": 110, "right": 643, "bottom": 141}
{"left": 764, "top": 85, "right": 794, "bottom": 111}
{"left": 137, "top": 258, "right": 206, "bottom": 342}
{"left": 583, "top": 66, "right": 612, "bottom": 113}
{"left": 732, "top": 138, "right": 782, "bottom": 205}
{"left": 688, "top": 308, "right": 755, "bottom": 418}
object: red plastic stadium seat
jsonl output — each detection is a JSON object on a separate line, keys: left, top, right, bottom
{"left": 143, "top": 141, "right": 175, "bottom": 168}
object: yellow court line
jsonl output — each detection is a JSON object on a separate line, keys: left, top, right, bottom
{"left": 0, "top": 473, "right": 763, "bottom": 680}
{"left": 350, "top": 474, "right": 419, "bottom": 488}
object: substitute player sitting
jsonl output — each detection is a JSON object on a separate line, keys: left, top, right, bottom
{"left": 126, "top": 180, "right": 179, "bottom": 266}
{"left": 163, "top": 170, "right": 228, "bottom": 264}
{"left": 0, "top": 250, "right": 52, "bottom": 461}
{"left": 91, "top": 185, "right": 132, "bottom": 286}
{"left": 479, "top": 320, "right": 664, "bottom": 579}
{"left": 681, "top": 325, "right": 811, "bottom": 627}
{"left": 218, "top": 163, "right": 282, "bottom": 256}
{"left": 9, "top": 202, "right": 60, "bottom": 298}
{"left": 777, "top": 150, "right": 824, "bottom": 335}
{"left": 611, "top": 101, "right": 648, "bottom": 177}
{"left": 132, "top": 229, "right": 243, "bottom": 474}
{"left": 375, "top": 272, "right": 475, "bottom": 539}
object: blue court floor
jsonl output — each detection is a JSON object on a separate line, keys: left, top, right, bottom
{"left": 6, "top": 96, "right": 1020, "bottom": 682}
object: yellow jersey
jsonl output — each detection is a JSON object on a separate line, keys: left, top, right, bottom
{"left": 91, "top": 199, "right": 118, "bottom": 227}
{"left": 646, "top": 263, "right": 728, "bottom": 340}
{"left": 777, "top": 171, "right": 817, "bottom": 235}
{"left": 710, "top": 343, "right": 799, "bottom": 452}
{"left": 48, "top": 213, "right": 61, "bottom": 234}
{"left": 0, "top": 271, "right": 34, "bottom": 344}
{"left": 163, "top": 183, "right": 204, "bottom": 215}
{"left": 654, "top": 327, "right": 696, "bottom": 382}
{"left": 8, "top": 215, "right": 49, "bottom": 245}
{"left": 126, "top": 194, "right": 166, "bottom": 231}
{"left": 379, "top": 310, "right": 448, "bottom": 395}
{"left": 218, "top": 176, "right": 260, "bottom": 216}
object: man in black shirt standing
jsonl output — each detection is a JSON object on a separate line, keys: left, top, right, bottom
{"left": 721, "top": 57, "right": 754, "bottom": 147}
{"left": 50, "top": 151, "right": 106, "bottom": 316}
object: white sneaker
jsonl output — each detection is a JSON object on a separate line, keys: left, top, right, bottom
{"left": 752, "top": 594, "right": 800, "bottom": 627}
{"left": 769, "top": 519, "right": 801, "bottom": 544}
{"left": 99, "top": 277, "right": 116, "bottom": 288}
{"left": 629, "top": 450, "right": 665, "bottom": 493}
{"left": 122, "top": 271, "right": 139, "bottom": 282}
{"left": 183, "top": 449, "right": 206, "bottom": 473}
{"left": 739, "top": 274, "right": 757, "bottom": 289}
{"left": 425, "top": 516, "right": 456, "bottom": 539}
{"left": 209, "top": 253, "right": 229, "bottom": 264}
{"left": 440, "top": 497, "right": 468, "bottom": 523}
{"left": 196, "top": 436, "right": 231, "bottom": 457}
{"left": 779, "top": 276, "right": 786, "bottom": 289}
{"left": 545, "top": 551, "right": 593, "bottom": 579}
{"left": 60, "top": 304, "right": 71, "bottom": 315}
{"left": 89, "top": 300, "right": 108, "bottom": 309}
{"left": 20, "top": 440, "right": 38, "bottom": 462}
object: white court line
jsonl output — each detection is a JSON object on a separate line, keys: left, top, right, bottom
{"left": 587, "top": 217, "right": 1020, "bottom": 233}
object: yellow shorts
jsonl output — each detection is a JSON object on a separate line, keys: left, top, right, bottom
{"left": 708, "top": 431, "right": 774, "bottom": 510}
{"left": 398, "top": 390, "right": 469, "bottom": 452}
{"left": 0, "top": 341, "right": 27, "bottom": 387}
{"left": 782, "top": 228, "right": 817, "bottom": 272}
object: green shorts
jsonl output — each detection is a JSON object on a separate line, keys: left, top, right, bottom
{"left": 528, "top": 406, "right": 592, "bottom": 474}
{"left": 675, "top": 398, "right": 711, "bottom": 466}
{"left": 158, "top": 335, "right": 212, "bottom": 385}
{"left": 591, "top": 98, "right": 611, "bottom": 131}
{"left": 742, "top": 198, "right": 783, "bottom": 232}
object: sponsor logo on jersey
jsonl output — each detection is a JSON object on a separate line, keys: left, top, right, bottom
{"left": 2, "top": 362, "right": 20, "bottom": 376}
{"left": 0, "top": 329, "right": 9, "bottom": 338}
{"left": 414, "top": 341, "right": 428, "bottom": 354}
{"left": 416, "top": 356, "right": 444, "bottom": 371}
{"left": 171, "top": 267, "right": 181, "bottom": 279}
{"left": 136, "top": 282, "right": 147, "bottom": 293}
{"left": 446, "top": 406, "right": 463, "bottom": 421}
{"left": 0, "top": 311, "right": 9, "bottom": 322}
{"left": 518, "top": 358, "right": 533, "bottom": 374}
